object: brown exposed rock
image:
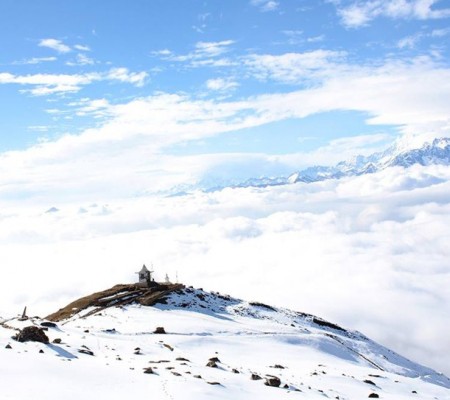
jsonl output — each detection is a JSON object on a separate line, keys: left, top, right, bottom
{"left": 143, "top": 367, "right": 154, "bottom": 374}
{"left": 13, "top": 326, "right": 49, "bottom": 344}
{"left": 52, "top": 338, "right": 62, "bottom": 344}
{"left": 154, "top": 327, "right": 166, "bottom": 334}
{"left": 251, "top": 373, "right": 262, "bottom": 380}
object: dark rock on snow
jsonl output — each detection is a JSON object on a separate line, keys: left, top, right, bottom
{"left": 265, "top": 375, "right": 281, "bottom": 387}
{"left": 13, "top": 326, "right": 49, "bottom": 344}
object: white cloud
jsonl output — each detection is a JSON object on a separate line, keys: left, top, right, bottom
{"left": 243, "top": 50, "right": 347, "bottom": 84}
{"left": 39, "top": 38, "right": 72, "bottom": 53}
{"left": 13, "top": 56, "right": 57, "bottom": 65}
{"left": 74, "top": 44, "right": 91, "bottom": 51}
{"left": 397, "top": 33, "right": 423, "bottom": 49}
{"left": 66, "top": 53, "right": 95, "bottom": 66}
{"left": 106, "top": 67, "right": 148, "bottom": 87}
{"left": 0, "top": 67, "right": 148, "bottom": 95}
{"left": 206, "top": 77, "right": 239, "bottom": 91}
{"left": 155, "top": 40, "right": 236, "bottom": 68}
{"left": 251, "top": 0, "right": 280, "bottom": 12}
{"left": 337, "top": 0, "right": 450, "bottom": 28}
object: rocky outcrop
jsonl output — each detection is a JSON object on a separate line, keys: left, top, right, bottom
{"left": 13, "top": 326, "right": 49, "bottom": 343}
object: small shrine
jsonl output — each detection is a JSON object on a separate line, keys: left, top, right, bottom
{"left": 136, "top": 264, "right": 157, "bottom": 288}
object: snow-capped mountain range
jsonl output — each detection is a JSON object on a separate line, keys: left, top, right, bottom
{"left": 1, "top": 284, "right": 449, "bottom": 399}
{"left": 193, "top": 137, "right": 450, "bottom": 192}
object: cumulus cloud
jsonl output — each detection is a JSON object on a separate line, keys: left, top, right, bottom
{"left": 336, "top": 0, "right": 450, "bottom": 28}
{"left": 38, "top": 38, "right": 72, "bottom": 53}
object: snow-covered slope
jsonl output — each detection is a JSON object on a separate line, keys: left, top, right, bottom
{"left": 1, "top": 285, "right": 449, "bottom": 399}
{"left": 187, "top": 137, "right": 450, "bottom": 192}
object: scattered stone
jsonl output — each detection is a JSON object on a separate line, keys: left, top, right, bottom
{"left": 251, "top": 374, "right": 262, "bottom": 380}
{"left": 13, "top": 326, "right": 49, "bottom": 344}
{"left": 412, "top": 390, "right": 417, "bottom": 394}
{"left": 52, "top": 338, "right": 62, "bottom": 344}
{"left": 172, "top": 371, "right": 181, "bottom": 376}
{"left": 206, "top": 360, "right": 218, "bottom": 368}
{"left": 41, "top": 321, "right": 57, "bottom": 328}
{"left": 207, "top": 381, "right": 221, "bottom": 386}
{"left": 143, "top": 367, "right": 154, "bottom": 374}
{"left": 232, "top": 368, "right": 240, "bottom": 374}
{"left": 364, "top": 380, "right": 376, "bottom": 386}
{"left": 176, "top": 357, "right": 190, "bottom": 362}
{"left": 84, "top": 330, "right": 89, "bottom": 333}
{"left": 166, "top": 367, "right": 174, "bottom": 370}
{"left": 283, "top": 384, "right": 289, "bottom": 389}
{"left": 209, "top": 357, "right": 220, "bottom": 363}
{"left": 264, "top": 376, "right": 281, "bottom": 387}
{"left": 154, "top": 327, "right": 166, "bottom": 334}
{"left": 78, "top": 348, "right": 94, "bottom": 356}
{"left": 39, "top": 349, "right": 44, "bottom": 354}
{"left": 163, "top": 343, "right": 174, "bottom": 351}
{"left": 193, "top": 375, "right": 202, "bottom": 379}
{"left": 368, "top": 394, "right": 379, "bottom": 398}
{"left": 5, "top": 344, "right": 12, "bottom": 349}
{"left": 271, "top": 364, "right": 285, "bottom": 369}
{"left": 134, "top": 348, "right": 141, "bottom": 355}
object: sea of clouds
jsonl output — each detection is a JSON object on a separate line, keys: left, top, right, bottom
{"left": 1, "top": 163, "right": 449, "bottom": 377}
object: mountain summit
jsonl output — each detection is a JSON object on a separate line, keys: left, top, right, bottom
{"left": 1, "top": 283, "right": 449, "bottom": 399}
{"left": 189, "top": 137, "right": 450, "bottom": 192}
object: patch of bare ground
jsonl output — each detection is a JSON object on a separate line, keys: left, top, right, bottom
{"left": 45, "top": 283, "right": 184, "bottom": 322}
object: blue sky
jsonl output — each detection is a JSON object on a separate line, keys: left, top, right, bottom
{"left": 1, "top": 0, "right": 450, "bottom": 199}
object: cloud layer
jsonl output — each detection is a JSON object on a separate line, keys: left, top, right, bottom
{"left": 0, "top": 163, "right": 449, "bottom": 376}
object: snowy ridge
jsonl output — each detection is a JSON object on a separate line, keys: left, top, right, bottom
{"left": 185, "top": 137, "right": 450, "bottom": 192}
{"left": 1, "top": 285, "right": 449, "bottom": 399}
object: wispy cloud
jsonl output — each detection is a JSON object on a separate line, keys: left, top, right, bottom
{"left": 251, "top": 0, "right": 280, "bottom": 12}
{"left": 243, "top": 50, "right": 347, "bottom": 84}
{"left": 38, "top": 38, "right": 72, "bottom": 53}
{"left": 66, "top": 53, "right": 95, "bottom": 66}
{"left": 337, "top": 0, "right": 450, "bottom": 28}
{"left": 74, "top": 44, "right": 91, "bottom": 51}
{"left": 13, "top": 56, "right": 57, "bottom": 65}
{"left": 0, "top": 67, "right": 148, "bottom": 96}
{"left": 206, "top": 77, "right": 239, "bottom": 91}
{"left": 154, "top": 40, "right": 236, "bottom": 68}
